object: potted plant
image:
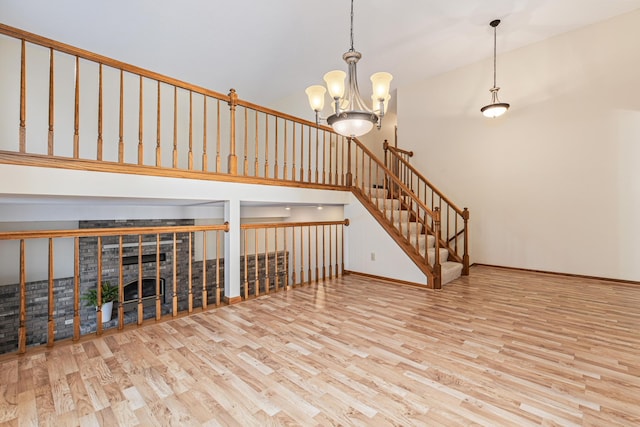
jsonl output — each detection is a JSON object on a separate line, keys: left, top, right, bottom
{"left": 82, "top": 281, "right": 119, "bottom": 323}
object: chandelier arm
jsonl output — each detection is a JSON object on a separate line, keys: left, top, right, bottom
{"left": 306, "top": 0, "right": 392, "bottom": 136}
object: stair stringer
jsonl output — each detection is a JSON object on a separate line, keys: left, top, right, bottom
{"left": 348, "top": 188, "right": 440, "bottom": 288}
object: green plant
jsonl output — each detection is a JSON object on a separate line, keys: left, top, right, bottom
{"left": 82, "top": 281, "right": 119, "bottom": 307}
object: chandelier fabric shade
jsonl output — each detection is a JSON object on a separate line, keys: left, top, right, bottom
{"left": 481, "top": 19, "right": 510, "bottom": 118}
{"left": 305, "top": 0, "right": 392, "bottom": 137}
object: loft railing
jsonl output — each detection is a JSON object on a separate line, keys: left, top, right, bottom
{"left": 0, "top": 219, "right": 348, "bottom": 356}
{"left": 0, "top": 23, "right": 350, "bottom": 187}
{"left": 383, "top": 141, "right": 469, "bottom": 274}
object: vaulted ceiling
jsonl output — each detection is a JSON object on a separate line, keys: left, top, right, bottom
{"left": 3, "top": 0, "right": 640, "bottom": 108}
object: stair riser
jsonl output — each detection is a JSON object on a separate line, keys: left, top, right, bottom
{"left": 367, "top": 188, "right": 388, "bottom": 199}
{"left": 372, "top": 198, "right": 402, "bottom": 210}
{"left": 420, "top": 248, "right": 450, "bottom": 265}
{"left": 395, "top": 222, "right": 422, "bottom": 236}
{"left": 386, "top": 210, "right": 411, "bottom": 223}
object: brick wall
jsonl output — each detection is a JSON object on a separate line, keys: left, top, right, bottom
{"left": 0, "top": 277, "right": 75, "bottom": 354}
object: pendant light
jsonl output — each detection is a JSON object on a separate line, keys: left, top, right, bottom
{"left": 305, "top": 0, "right": 392, "bottom": 137}
{"left": 481, "top": 19, "right": 510, "bottom": 118}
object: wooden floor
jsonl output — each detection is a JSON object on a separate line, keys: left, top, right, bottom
{"left": 1, "top": 265, "right": 639, "bottom": 426}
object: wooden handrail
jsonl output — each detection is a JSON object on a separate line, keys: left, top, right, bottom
{"left": 0, "top": 223, "right": 229, "bottom": 240}
{"left": 352, "top": 139, "right": 438, "bottom": 221}
{"left": 385, "top": 143, "right": 465, "bottom": 216}
{"left": 241, "top": 219, "right": 349, "bottom": 230}
{"left": 383, "top": 141, "right": 413, "bottom": 158}
{"left": 0, "top": 23, "right": 229, "bottom": 102}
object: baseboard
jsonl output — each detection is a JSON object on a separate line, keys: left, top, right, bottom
{"left": 223, "top": 295, "right": 243, "bottom": 305}
{"left": 344, "top": 270, "right": 430, "bottom": 289}
{"left": 472, "top": 263, "right": 640, "bottom": 286}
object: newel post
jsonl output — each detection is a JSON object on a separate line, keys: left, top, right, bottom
{"left": 432, "top": 207, "right": 442, "bottom": 290}
{"left": 227, "top": 89, "right": 238, "bottom": 175}
{"left": 346, "top": 137, "right": 353, "bottom": 187}
{"left": 462, "top": 207, "right": 470, "bottom": 276}
{"left": 383, "top": 139, "right": 389, "bottom": 169}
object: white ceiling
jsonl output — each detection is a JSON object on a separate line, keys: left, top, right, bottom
{"left": 3, "top": 0, "right": 640, "bottom": 109}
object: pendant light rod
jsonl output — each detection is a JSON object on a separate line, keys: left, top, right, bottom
{"left": 490, "top": 19, "right": 500, "bottom": 89}
{"left": 349, "top": 0, "right": 355, "bottom": 52}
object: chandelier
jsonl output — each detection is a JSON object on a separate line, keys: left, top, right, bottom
{"left": 481, "top": 19, "right": 510, "bottom": 118}
{"left": 305, "top": 0, "right": 392, "bottom": 137}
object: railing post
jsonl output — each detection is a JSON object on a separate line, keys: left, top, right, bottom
{"left": 346, "top": 137, "right": 353, "bottom": 187}
{"left": 227, "top": 88, "right": 238, "bottom": 175}
{"left": 19, "top": 40, "right": 26, "bottom": 152}
{"left": 433, "top": 207, "right": 442, "bottom": 290}
{"left": 383, "top": 139, "right": 389, "bottom": 169}
{"left": 462, "top": 208, "right": 470, "bottom": 275}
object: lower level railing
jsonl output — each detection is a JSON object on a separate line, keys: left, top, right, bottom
{"left": 240, "top": 221, "right": 347, "bottom": 299}
{"left": 0, "top": 219, "right": 347, "bottom": 356}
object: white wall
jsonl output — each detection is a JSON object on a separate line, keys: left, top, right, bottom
{"left": 345, "top": 195, "right": 427, "bottom": 285}
{"left": 398, "top": 9, "right": 640, "bottom": 281}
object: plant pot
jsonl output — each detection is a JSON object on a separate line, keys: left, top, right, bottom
{"left": 101, "top": 301, "right": 114, "bottom": 323}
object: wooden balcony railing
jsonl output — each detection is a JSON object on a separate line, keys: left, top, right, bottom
{"left": 0, "top": 23, "right": 349, "bottom": 188}
{"left": 240, "top": 220, "right": 348, "bottom": 299}
{"left": 0, "top": 223, "right": 229, "bottom": 355}
{"left": 0, "top": 219, "right": 348, "bottom": 356}
{"left": 383, "top": 141, "right": 469, "bottom": 275}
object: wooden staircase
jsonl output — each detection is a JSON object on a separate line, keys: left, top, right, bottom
{"left": 371, "top": 187, "right": 464, "bottom": 285}
{"left": 349, "top": 138, "right": 469, "bottom": 289}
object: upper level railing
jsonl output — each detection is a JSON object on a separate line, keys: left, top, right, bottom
{"left": 383, "top": 141, "right": 469, "bottom": 274}
{"left": 0, "top": 23, "right": 350, "bottom": 187}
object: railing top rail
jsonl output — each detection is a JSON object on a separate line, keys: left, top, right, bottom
{"left": 385, "top": 144, "right": 465, "bottom": 216}
{"left": 383, "top": 141, "right": 413, "bottom": 157}
{"left": 0, "top": 23, "right": 338, "bottom": 136}
{"left": 236, "top": 98, "right": 334, "bottom": 130}
{"left": 352, "top": 138, "right": 438, "bottom": 220}
{"left": 0, "top": 23, "right": 230, "bottom": 101}
{"left": 0, "top": 223, "right": 230, "bottom": 241}
{"left": 241, "top": 219, "right": 349, "bottom": 230}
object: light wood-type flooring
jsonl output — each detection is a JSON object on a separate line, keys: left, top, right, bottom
{"left": 1, "top": 265, "right": 639, "bottom": 426}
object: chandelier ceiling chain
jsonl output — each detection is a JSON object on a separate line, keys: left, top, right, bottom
{"left": 305, "top": 0, "right": 393, "bottom": 137}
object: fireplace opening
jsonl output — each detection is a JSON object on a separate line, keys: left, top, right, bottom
{"left": 123, "top": 277, "right": 166, "bottom": 304}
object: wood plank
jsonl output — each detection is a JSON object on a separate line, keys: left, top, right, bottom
{"left": 0, "top": 266, "right": 639, "bottom": 425}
